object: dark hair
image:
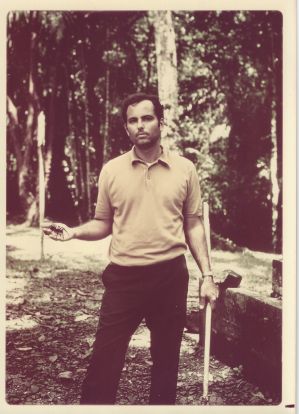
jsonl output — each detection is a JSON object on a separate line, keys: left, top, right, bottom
{"left": 121, "top": 93, "right": 164, "bottom": 124}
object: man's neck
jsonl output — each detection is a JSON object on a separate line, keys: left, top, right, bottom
{"left": 134, "top": 144, "right": 162, "bottom": 163}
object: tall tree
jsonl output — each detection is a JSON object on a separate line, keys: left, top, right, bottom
{"left": 267, "top": 13, "right": 282, "bottom": 253}
{"left": 7, "top": 11, "right": 40, "bottom": 224}
{"left": 149, "top": 11, "right": 179, "bottom": 150}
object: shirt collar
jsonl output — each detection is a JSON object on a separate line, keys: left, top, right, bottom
{"left": 130, "top": 146, "right": 171, "bottom": 168}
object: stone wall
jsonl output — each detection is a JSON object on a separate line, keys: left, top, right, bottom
{"left": 186, "top": 287, "right": 282, "bottom": 398}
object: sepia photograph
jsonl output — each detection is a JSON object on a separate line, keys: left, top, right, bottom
{"left": 4, "top": 1, "right": 296, "bottom": 412}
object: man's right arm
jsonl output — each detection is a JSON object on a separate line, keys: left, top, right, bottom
{"left": 42, "top": 219, "right": 112, "bottom": 242}
{"left": 73, "top": 219, "right": 112, "bottom": 241}
{"left": 44, "top": 165, "right": 113, "bottom": 242}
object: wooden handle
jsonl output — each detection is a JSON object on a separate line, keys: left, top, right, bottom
{"left": 202, "top": 201, "right": 212, "bottom": 399}
{"left": 203, "top": 201, "right": 211, "bottom": 259}
{"left": 203, "top": 303, "right": 212, "bottom": 398}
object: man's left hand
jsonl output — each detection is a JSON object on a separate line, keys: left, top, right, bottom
{"left": 199, "top": 278, "right": 219, "bottom": 310}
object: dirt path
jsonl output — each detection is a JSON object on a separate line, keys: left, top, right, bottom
{"left": 6, "top": 226, "right": 280, "bottom": 405}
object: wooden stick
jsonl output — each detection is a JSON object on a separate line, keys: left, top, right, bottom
{"left": 202, "top": 201, "right": 212, "bottom": 400}
{"left": 203, "top": 201, "right": 211, "bottom": 257}
{"left": 203, "top": 302, "right": 212, "bottom": 398}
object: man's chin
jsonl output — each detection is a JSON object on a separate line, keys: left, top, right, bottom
{"left": 135, "top": 140, "right": 156, "bottom": 149}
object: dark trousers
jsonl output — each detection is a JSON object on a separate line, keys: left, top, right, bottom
{"left": 80, "top": 255, "right": 189, "bottom": 405}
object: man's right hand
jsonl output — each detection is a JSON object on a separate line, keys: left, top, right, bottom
{"left": 42, "top": 222, "right": 75, "bottom": 241}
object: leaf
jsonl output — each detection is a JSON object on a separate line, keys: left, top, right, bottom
{"left": 76, "top": 289, "right": 89, "bottom": 296}
{"left": 85, "top": 337, "right": 94, "bottom": 346}
{"left": 85, "top": 300, "right": 98, "bottom": 310}
{"left": 76, "top": 368, "right": 87, "bottom": 374}
{"left": 81, "top": 349, "right": 92, "bottom": 359}
{"left": 58, "top": 371, "right": 73, "bottom": 380}
{"left": 16, "top": 347, "right": 32, "bottom": 351}
{"left": 42, "top": 315, "right": 54, "bottom": 320}
{"left": 128, "top": 396, "right": 137, "bottom": 404}
{"left": 253, "top": 391, "right": 265, "bottom": 399}
{"left": 74, "top": 314, "right": 92, "bottom": 322}
{"left": 38, "top": 334, "right": 46, "bottom": 342}
{"left": 31, "top": 385, "right": 39, "bottom": 393}
{"left": 49, "top": 355, "right": 58, "bottom": 363}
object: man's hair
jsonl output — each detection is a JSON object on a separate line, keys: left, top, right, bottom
{"left": 121, "top": 93, "right": 164, "bottom": 124}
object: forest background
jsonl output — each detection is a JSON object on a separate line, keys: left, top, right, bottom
{"left": 6, "top": 10, "right": 282, "bottom": 253}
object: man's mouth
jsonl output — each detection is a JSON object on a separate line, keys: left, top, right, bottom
{"left": 137, "top": 133, "right": 148, "bottom": 138}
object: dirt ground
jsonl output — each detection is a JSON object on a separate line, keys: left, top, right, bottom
{"left": 6, "top": 225, "right": 281, "bottom": 405}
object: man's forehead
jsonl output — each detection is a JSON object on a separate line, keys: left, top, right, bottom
{"left": 127, "top": 100, "right": 155, "bottom": 117}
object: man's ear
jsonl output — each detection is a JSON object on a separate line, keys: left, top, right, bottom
{"left": 159, "top": 118, "right": 164, "bottom": 128}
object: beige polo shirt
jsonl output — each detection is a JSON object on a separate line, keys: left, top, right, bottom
{"left": 94, "top": 147, "right": 202, "bottom": 266}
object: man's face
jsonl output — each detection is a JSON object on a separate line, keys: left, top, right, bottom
{"left": 124, "top": 100, "right": 163, "bottom": 149}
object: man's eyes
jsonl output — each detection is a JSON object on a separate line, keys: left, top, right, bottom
{"left": 128, "top": 116, "right": 154, "bottom": 123}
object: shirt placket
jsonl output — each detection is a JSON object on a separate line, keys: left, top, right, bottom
{"left": 145, "top": 162, "right": 158, "bottom": 188}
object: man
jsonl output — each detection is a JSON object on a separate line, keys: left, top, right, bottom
{"left": 43, "top": 93, "right": 219, "bottom": 405}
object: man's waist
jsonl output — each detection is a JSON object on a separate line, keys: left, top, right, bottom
{"left": 109, "top": 250, "right": 186, "bottom": 269}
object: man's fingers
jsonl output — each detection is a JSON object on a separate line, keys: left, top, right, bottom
{"left": 41, "top": 222, "right": 55, "bottom": 234}
{"left": 209, "top": 289, "right": 220, "bottom": 310}
{"left": 41, "top": 222, "right": 63, "bottom": 240}
{"left": 209, "top": 297, "right": 217, "bottom": 310}
{"left": 199, "top": 296, "right": 206, "bottom": 310}
{"left": 42, "top": 225, "right": 55, "bottom": 235}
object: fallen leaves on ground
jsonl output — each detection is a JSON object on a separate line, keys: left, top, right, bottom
{"left": 6, "top": 250, "right": 280, "bottom": 405}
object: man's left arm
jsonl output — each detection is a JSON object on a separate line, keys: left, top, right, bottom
{"left": 184, "top": 216, "right": 219, "bottom": 310}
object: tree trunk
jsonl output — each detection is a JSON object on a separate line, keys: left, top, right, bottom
{"left": 7, "top": 96, "right": 22, "bottom": 172}
{"left": 80, "top": 46, "right": 92, "bottom": 218}
{"left": 77, "top": 137, "right": 85, "bottom": 224}
{"left": 270, "top": 89, "right": 279, "bottom": 253}
{"left": 44, "top": 68, "right": 56, "bottom": 203}
{"left": 66, "top": 80, "right": 81, "bottom": 213}
{"left": 84, "top": 111, "right": 92, "bottom": 218}
{"left": 7, "top": 97, "right": 36, "bottom": 220}
{"left": 23, "top": 26, "right": 39, "bottom": 225}
{"left": 269, "top": 20, "right": 281, "bottom": 253}
{"left": 103, "top": 65, "right": 111, "bottom": 164}
{"left": 37, "top": 111, "right": 45, "bottom": 259}
{"left": 7, "top": 22, "right": 39, "bottom": 225}
{"left": 149, "top": 10, "right": 179, "bottom": 150}
{"left": 64, "top": 54, "right": 86, "bottom": 224}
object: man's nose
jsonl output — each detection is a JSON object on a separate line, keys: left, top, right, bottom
{"left": 137, "top": 119, "right": 144, "bottom": 129}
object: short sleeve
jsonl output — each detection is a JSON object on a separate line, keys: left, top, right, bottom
{"left": 183, "top": 163, "right": 203, "bottom": 217}
{"left": 94, "top": 166, "right": 113, "bottom": 220}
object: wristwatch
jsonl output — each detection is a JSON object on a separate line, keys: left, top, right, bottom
{"left": 202, "top": 271, "right": 213, "bottom": 278}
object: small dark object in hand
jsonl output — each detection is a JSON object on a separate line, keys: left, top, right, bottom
{"left": 50, "top": 225, "right": 63, "bottom": 234}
